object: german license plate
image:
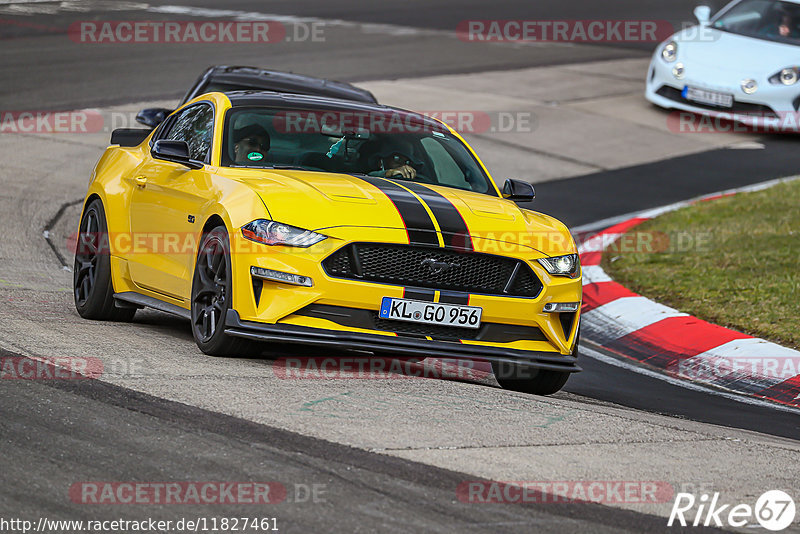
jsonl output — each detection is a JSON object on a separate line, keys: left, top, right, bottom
{"left": 379, "top": 297, "right": 482, "bottom": 329}
{"left": 683, "top": 85, "right": 733, "bottom": 108}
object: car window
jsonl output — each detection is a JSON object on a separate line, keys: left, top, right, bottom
{"left": 713, "top": 0, "right": 800, "bottom": 43}
{"left": 163, "top": 104, "right": 214, "bottom": 162}
{"left": 420, "top": 137, "right": 472, "bottom": 190}
{"left": 220, "top": 107, "right": 495, "bottom": 195}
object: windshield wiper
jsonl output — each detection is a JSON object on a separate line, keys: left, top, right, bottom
{"left": 270, "top": 165, "right": 312, "bottom": 171}
{"left": 229, "top": 164, "right": 313, "bottom": 171}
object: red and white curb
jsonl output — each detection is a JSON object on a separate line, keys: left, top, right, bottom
{"left": 574, "top": 177, "right": 800, "bottom": 409}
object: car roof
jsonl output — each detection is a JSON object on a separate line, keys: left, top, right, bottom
{"left": 196, "top": 65, "right": 378, "bottom": 104}
{"left": 222, "top": 90, "right": 447, "bottom": 131}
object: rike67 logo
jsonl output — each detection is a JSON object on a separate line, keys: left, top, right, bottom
{"left": 669, "top": 490, "right": 796, "bottom": 531}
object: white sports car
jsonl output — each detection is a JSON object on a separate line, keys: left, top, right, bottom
{"left": 646, "top": 0, "right": 800, "bottom": 129}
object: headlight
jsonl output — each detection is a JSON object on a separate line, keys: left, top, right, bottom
{"left": 537, "top": 254, "right": 580, "bottom": 278}
{"left": 661, "top": 41, "right": 677, "bottom": 62}
{"left": 770, "top": 67, "right": 799, "bottom": 85}
{"left": 242, "top": 220, "right": 327, "bottom": 247}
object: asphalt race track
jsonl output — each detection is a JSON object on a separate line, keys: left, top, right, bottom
{"left": 1, "top": 1, "right": 799, "bottom": 532}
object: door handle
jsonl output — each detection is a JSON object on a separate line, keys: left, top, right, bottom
{"left": 134, "top": 175, "right": 148, "bottom": 188}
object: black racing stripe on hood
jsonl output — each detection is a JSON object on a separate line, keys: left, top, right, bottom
{"left": 386, "top": 180, "right": 473, "bottom": 252}
{"left": 355, "top": 175, "right": 440, "bottom": 247}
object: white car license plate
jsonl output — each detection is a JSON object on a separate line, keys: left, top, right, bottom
{"left": 683, "top": 86, "right": 733, "bottom": 108}
{"left": 379, "top": 297, "right": 482, "bottom": 329}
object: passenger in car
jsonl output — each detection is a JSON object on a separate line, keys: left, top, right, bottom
{"left": 233, "top": 124, "right": 271, "bottom": 164}
{"left": 760, "top": 8, "right": 800, "bottom": 39}
{"left": 777, "top": 11, "right": 799, "bottom": 37}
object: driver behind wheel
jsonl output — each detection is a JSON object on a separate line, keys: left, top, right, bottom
{"left": 778, "top": 10, "right": 800, "bottom": 37}
{"left": 367, "top": 137, "right": 419, "bottom": 180}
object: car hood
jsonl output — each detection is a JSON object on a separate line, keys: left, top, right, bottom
{"left": 232, "top": 169, "right": 574, "bottom": 257}
{"left": 676, "top": 27, "right": 799, "bottom": 77}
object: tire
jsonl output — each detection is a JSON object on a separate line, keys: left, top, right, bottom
{"left": 492, "top": 363, "right": 571, "bottom": 395}
{"left": 492, "top": 335, "right": 579, "bottom": 395}
{"left": 190, "top": 226, "right": 252, "bottom": 357}
{"left": 73, "top": 199, "right": 136, "bottom": 322}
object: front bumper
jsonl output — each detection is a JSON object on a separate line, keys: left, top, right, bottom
{"left": 231, "top": 229, "right": 583, "bottom": 356}
{"left": 224, "top": 309, "right": 581, "bottom": 373}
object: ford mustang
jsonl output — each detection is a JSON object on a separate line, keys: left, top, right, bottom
{"left": 74, "top": 91, "right": 581, "bottom": 394}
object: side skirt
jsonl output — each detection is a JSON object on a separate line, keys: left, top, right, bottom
{"left": 114, "top": 291, "right": 191, "bottom": 320}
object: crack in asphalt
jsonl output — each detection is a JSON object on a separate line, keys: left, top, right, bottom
{"left": 369, "top": 437, "right": 724, "bottom": 453}
{"left": 42, "top": 197, "right": 83, "bottom": 270}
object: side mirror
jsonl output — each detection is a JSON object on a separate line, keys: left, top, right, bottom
{"left": 694, "top": 5, "right": 711, "bottom": 25}
{"left": 136, "top": 107, "right": 172, "bottom": 128}
{"left": 151, "top": 140, "right": 204, "bottom": 170}
{"left": 502, "top": 179, "right": 535, "bottom": 202}
{"left": 110, "top": 128, "right": 151, "bottom": 147}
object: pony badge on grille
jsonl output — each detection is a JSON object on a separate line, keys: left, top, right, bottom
{"left": 420, "top": 258, "right": 459, "bottom": 275}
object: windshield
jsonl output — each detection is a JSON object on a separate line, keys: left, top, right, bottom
{"left": 221, "top": 107, "right": 496, "bottom": 195}
{"left": 712, "top": 0, "right": 800, "bottom": 43}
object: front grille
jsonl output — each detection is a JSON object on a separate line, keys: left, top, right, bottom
{"left": 372, "top": 312, "right": 483, "bottom": 340}
{"left": 322, "top": 243, "right": 543, "bottom": 298}
{"left": 655, "top": 85, "right": 778, "bottom": 117}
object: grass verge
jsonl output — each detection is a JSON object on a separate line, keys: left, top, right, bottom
{"left": 601, "top": 179, "right": 800, "bottom": 350}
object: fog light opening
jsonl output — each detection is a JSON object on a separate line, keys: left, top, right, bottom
{"left": 543, "top": 302, "right": 580, "bottom": 313}
{"left": 741, "top": 79, "right": 758, "bottom": 94}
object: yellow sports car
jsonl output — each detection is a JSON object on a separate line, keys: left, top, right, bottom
{"left": 74, "top": 91, "right": 582, "bottom": 394}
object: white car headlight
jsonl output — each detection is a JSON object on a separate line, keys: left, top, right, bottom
{"left": 770, "top": 67, "right": 799, "bottom": 86}
{"left": 661, "top": 41, "right": 678, "bottom": 62}
{"left": 242, "top": 220, "right": 327, "bottom": 247}
{"left": 537, "top": 254, "right": 580, "bottom": 278}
